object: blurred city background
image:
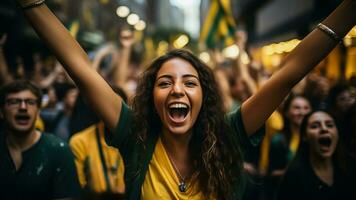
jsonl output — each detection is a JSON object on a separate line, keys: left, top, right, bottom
{"left": 0, "top": 0, "right": 355, "bottom": 82}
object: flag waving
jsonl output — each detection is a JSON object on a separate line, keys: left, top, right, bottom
{"left": 200, "top": 0, "right": 237, "bottom": 49}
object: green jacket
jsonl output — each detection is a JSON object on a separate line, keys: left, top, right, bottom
{"left": 106, "top": 103, "right": 264, "bottom": 200}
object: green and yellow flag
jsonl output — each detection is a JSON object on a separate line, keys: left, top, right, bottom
{"left": 200, "top": 0, "right": 236, "bottom": 49}
{"left": 68, "top": 20, "right": 80, "bottom": 39}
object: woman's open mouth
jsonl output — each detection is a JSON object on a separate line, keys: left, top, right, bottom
{"left": 318, "top": 136, "right": 332, "bottom": 151}
{"left": 168, "top": 103, "right": 189, "bottom": 123}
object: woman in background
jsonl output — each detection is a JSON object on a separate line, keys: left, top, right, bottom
{"left": 277, "top": 110, "right": 355, "bottom": 200}
{"left": 267, "top": 94, "right": 311, "bottom": 199}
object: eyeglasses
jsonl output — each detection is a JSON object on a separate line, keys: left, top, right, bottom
{"left": 5, "top": 98, "right": 38, "bottom": 107}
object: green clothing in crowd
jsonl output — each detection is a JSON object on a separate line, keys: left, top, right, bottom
{"left": 0, "top": 133, "right": 81, "bottom": 200}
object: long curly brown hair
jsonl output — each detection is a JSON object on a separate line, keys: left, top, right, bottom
{"left": 131, "top": 49, "right": 244, "bottom": 199}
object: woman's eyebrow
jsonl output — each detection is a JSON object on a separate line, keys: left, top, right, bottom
{"left": 156, "top": 74, "right": 199, "bottom": 80}
{"left": 156, "top": 74, "right": 173, "bottom": 80}
{"left": 309, "top": 121, "right": 320, "bottom": 125}
{"left": 182, "top": 74, "right": 199, "bottom": 80}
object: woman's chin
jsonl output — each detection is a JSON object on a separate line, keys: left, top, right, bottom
{"left": 164, "top": 125, "right": 192, "bottom": 137}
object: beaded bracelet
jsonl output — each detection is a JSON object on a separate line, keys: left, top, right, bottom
{"left": 21, "top": 0, "right": 45, "bottom": 10}
{"left": 316, "top": 23, "right": 341, "bottom": 43}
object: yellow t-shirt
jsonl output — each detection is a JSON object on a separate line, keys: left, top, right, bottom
{"left": 141, "top": 138, "right": 204, "bottom": 200}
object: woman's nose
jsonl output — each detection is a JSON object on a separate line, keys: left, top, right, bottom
{"left": 171, "top": 83, "right": 184, "bottom": 97}
{"left": 320, "top": 123, "right": 329, "bottom": 133}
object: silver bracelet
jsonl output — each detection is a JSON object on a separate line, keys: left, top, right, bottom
{"left": 316, "top": 23, "right": 341, "bottom": 43}
{"left": 21, "top": 0, "right": 45, "bottom": 10}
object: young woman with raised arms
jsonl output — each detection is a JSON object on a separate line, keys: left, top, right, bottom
{"left": 16, "top": 0, "right": 356, "bottom": 199}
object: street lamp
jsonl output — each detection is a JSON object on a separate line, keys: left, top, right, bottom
{"left": 127, "top": 13, "right": 140, "bottom": 25}
{"left": 116, "top": 6, "right": 130, "bottom": 18}
{"left": 134, "top": 20, "right": 146, "bottom": 31}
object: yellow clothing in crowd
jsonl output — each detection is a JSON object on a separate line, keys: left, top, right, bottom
{"left": 258, "top": 111, "right": 284, "bottom": 173}
{"left": 141, "top": 138, "right": 204, "bottom": 200}
{"left": 69, "top": 122, "right": 125, "bottom": 193}
{"left": 288, "top": 130, "right": 300, "bottom": 156}
{"left": 35, "top": 115, "right": 45, "bottom": 132}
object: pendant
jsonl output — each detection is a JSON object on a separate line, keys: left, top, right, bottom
{"left": 179, "top": 182, "right": 187, "bottom": 193}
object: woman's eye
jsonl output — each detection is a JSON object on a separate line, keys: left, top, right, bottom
{"left": 326, "top": 123, "right": 335, "bottom": 128}
{"left": 309, "top": 124, "right": 319, "bottom": 129}
{"left": 185, "top": 81, "right": 197, "bottom": 87}
{"left": 158, "top": 82, "right": 171, "bottom": 88}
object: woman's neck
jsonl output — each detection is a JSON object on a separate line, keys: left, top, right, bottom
{"left": 309, "top": 153, "right": 332, "bottom": 169}
{"left": 290, "top": 123, "right": 300, "bottom": 135}
{"left": 161, "top": 129, "right": 193, "bottom": 178}
{"left": 309, "top": 151, "right": 334, "bottom": 186}
{"left": 161, "top": 129, "right": 191, "bottom": 160}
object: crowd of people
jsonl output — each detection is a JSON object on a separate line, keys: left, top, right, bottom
{"left": 0, "top": 0, "right": 355, "bottom": 200}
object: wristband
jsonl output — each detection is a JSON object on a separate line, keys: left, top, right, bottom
{"left": 19, "top": 0, "right": 45, "bottom": 10}
{"left": 316, "top": 23, "right": 341, "bottom": 43}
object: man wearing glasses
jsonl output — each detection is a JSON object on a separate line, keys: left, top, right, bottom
{"left": 0, "top": 80, "right": 81, "bottom": 200}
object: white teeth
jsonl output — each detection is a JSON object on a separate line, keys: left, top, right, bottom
{"left": 169, "top": 103, "right": 188, "bottom": 109}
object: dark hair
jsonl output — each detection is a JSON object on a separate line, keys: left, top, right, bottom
{"left": 132, "top": 49, "right": 243, "bottom": 199}
{"left": 56, "top": 83, "right": 77, "bottom": 101}
{"left": 0, "top": 80, "right": 42, "bottom": 107}
{"left": 327, "top": 83, "right": 350, "bottom": 109}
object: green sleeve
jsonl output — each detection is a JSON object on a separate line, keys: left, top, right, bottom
{"left": 226, "top": 107, "right": 265, "bottom": 153}
{"left": 106, "top": 102, "right": 133, "bottom": 150}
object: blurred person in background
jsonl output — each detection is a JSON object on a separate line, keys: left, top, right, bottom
{"left": 277, "top": 110, "right": 355, "bottom": 200}
{"left": 327, "top": 83, "right": 355, "bottom": 134}
{"left": 327, "top": 83, "right": 355, "bottom": 159}
{"left": 42, "top": 83, "right": 78, "bottom": 141}
{"left": 303, "top": 74, "right": 331, "bottom": 110}
{"left": 213, "top": 66, "right": 239, "bottom": 113}
{"left": 40, "top": 86, "right": 60, "bottom": 125}
{"left": 69, "top": 87, "right": 127, "bottom": 195}
{"left": 0, "top": 80, "right": 80, "bottom": 200}
{"left": 267, "top": 94, "right": 311, "bottom": 199}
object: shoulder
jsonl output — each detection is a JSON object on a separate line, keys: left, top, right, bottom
{"left": 226, "top": 106, "right": 265, "bottom": 148}
{"left": 109, "top": 102, "right": 134, "bottom": 148}
{"left": 39, "top": 133, "right": 73, "bottom": 155}
{"left": 41, "top": 133, "right": 68, "bottom": 147}
{"left": 69, "top": 124, "right": 98, "bottom": 158}
{"left": 69, "top": 124, "right": 97, "bottom": 146}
